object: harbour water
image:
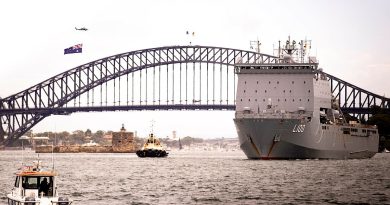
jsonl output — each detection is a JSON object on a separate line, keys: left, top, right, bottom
{"left": 1, "top": 150, "right": 389, "bottom": 204}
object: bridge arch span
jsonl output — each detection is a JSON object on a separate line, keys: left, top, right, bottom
{"left": 0, "top": 46, "right": 277, "bottom": 144}
{"left": 0, "top": 45, "right": 389, "bottom": 145}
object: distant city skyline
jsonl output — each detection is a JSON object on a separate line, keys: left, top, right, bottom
{"left": 1, "top": 0, "right": 389, "bottom": 138}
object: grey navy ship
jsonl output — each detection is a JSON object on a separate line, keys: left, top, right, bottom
{"left": 234, "top": 37, "right": 379, "bottom": 159}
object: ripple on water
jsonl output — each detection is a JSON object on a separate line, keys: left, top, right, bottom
{"left": 0, "top": 151, "right": 389, "bottom": 205}
{"left": 191, "top": 196, "right": 222, "bottom": 202}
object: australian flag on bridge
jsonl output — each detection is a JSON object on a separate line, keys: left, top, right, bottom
{"left": 64, "top": 43, "right": 83, "bottom": 55}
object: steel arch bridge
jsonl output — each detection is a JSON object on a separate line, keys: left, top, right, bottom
{"left": 0, "top": 45, "right": 389, "bottom": 145}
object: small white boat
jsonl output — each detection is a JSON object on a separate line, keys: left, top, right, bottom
{"left": 7, "top": 159, "right": 72, "bottom": 205}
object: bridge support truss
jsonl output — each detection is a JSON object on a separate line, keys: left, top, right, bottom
{"left": 1, "top": 45, "right": 389, "bottom": 145}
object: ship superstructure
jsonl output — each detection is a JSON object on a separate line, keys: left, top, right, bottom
{"left": 234, "top": 37, "right": 379, "bottom": 159}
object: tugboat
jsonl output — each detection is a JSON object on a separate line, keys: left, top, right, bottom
{"left": 7, "top": 158, "right": 72, "bottom": 205}
{"left": 136, "top": 132, "right": 168, "bottom": 158}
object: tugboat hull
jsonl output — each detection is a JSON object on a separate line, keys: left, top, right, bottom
{"left": 136, "top": 149, "right": 168, "bottom": 158}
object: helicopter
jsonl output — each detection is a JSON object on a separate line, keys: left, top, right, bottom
{"left": 75, "top": 27, "right": 88, "bottom": 31}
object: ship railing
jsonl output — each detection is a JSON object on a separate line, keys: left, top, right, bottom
{"left": 347, "top": 123, "right": 377, "bottom": 129}
{"left": 235, "top": 110, "right": 313, "bottom": 119}
{"left": 234, "top": 63, "right": 318, "bottom": 73}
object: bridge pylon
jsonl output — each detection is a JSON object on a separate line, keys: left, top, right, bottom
{"left": 0, "top": 124, "right": 4, "bottom": 144}
{"left": 0, "top": 101, "right": 4, "bottom": 144}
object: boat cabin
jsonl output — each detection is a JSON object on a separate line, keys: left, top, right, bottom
{"left": 7, "top": 162, "right": 71, "bottom": 205}
{"left": 15, "top": 172, "right": 55, "bottom": 198}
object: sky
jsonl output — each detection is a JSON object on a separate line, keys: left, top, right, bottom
{"left": 0, "top": 0, "right": 389, "bottom": 139}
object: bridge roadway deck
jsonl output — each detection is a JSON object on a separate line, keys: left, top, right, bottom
{"left": 1, "top": 106, "right": 382, "bottom": 116}
{"left": 0, "top": 105, "right": 236, "bottom": 115}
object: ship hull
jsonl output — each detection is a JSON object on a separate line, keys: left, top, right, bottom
{"left": 234, "top": 118, "right": 378, "bottom": 160}
{"left": 136, "top": 149, "right": 168, "bottom": 158}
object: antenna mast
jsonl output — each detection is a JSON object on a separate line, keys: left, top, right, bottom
{"left": 52, "top": 142, "right": 54, "bottom": 170}
{"left": 250, "top": 39, "right": 261, "bottom": 53}
{"left": 21, "top": 140, "right": 24, "bottom": 167}
{"left": 150, "top": 119, "right": 155, "bottom": 134}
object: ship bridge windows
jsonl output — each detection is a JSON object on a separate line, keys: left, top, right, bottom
{"left": 342, "top": 128, "right": 351, "bottom": 135}
{"left": 22, "top": 177, "right": 38, "bottom": 189}
{"left": 368, "top": 130, "right": 377, "bottom": 134}
{"left": 14, "top": 176, "right": 20, "bottom": 188}
{"left": 22, "top": 176, "right": 54, "bottom": 195}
